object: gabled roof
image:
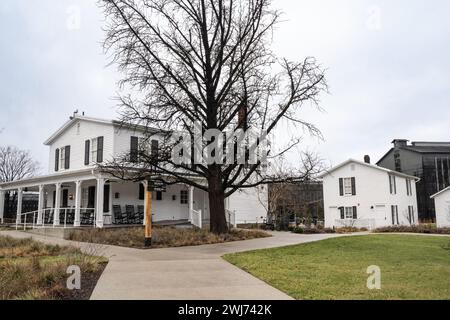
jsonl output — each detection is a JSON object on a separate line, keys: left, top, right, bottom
{"left": 43, "top": 115, "right": 161, "bottom": 146}
{"left": 44, "top": 116, "right": 114, "bottom": 145}
{"left": 430, "top": 186, "right": 450, "bottom": 199}
{"left": 377, "top": 143, "right": 450, "bottom": 165}
{"left": 318, "top": 159, "right": 420, "bottom": 181}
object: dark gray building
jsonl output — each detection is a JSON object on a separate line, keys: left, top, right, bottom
{"left": 377, "top": 139, "right": 450, "bottom": 222}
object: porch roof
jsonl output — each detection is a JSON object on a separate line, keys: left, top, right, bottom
{"left": 0, "top": 168, "right": 99, "bottom": 191}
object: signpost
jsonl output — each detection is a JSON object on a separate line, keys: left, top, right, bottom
{"left": 144, "top": 179, "right": 167, "bottom": 247}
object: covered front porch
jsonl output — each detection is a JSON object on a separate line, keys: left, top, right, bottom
{"left": 0, "top": 169, "right": 211, "bottom": 230}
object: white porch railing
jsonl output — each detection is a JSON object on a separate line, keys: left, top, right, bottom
{"left": 334, "top": 219, "right": 376, "bottom": 230}
{"left": 191, "top": 209, "right": 203, "bottom": 229}
{"left": 15, "top": 208, "right": 96, "bottom": 230}
{"left": 226, "top": 209, "right": 237, "bottom": 229}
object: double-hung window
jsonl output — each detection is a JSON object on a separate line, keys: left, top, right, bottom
{"left": 391, "top": 205, "right": 399, "bottom": 225}
{"left": 345, "top": 207, "right": 354, "bottom": 219}
{"left": 408, "top": 206, "right": 415, "bottom": 224}
{"left": 91, "top": 138, "right": 98, "bottom": 164}
{"left": 60, "top": 147, "right": 66, "bottom": 170}
{"left": 340, "top": 177, "right": 356, "bottom": 196}
{"left": 406, "top": 179, "right": 412, "bottom": 196}
{"left": 389, "top": 175, "right": 397, "bottom": 195}
{"left": 180, "top": 190, "right": 189, "bottom": 204}
{"left": 343, "top": 178, "right": 352, "bottom": 196}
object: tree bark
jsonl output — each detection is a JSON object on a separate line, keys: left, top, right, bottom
{"left": 208, "top": 166, "right": 228, "bottom": 234}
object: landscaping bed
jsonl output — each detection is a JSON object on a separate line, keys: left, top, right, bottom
{"left": 374, "top": 224, "right": 450, "bottom": 235}
{"left": 65, "top": 226, "right": 271, "bottom": 249}
{"left": 290, "top": 226, "right": 367, "bottom": 234}
{"left": 0, "top": 236, "right": 107, "bottom": 300}
{"left": 224, "top": 235, "right": 450, "bottom": 300}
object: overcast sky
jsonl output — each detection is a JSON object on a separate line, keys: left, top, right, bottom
{"left": 1, "top": 0, "right": 449, "bottom": 173}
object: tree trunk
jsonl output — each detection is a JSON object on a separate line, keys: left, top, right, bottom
{"left": 208, "top": 167, "right": 228, "bottom": 234}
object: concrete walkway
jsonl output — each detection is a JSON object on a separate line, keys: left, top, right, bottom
{"left": 0, "top": 230, "right": 357, "bottom": 300}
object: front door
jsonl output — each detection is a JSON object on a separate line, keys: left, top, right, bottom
{"left": 104, "top": 184, "right": 110, "bottom": 213}
{"left": 88, "top": 186, "right": 96, "bottom": 209}
{"left": 62, "top": 189, "right": 69, "bottom": 208}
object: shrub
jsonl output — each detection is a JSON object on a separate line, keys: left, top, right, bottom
{"left": 335, "top": 227, "right": 368, "bottom": 234}
{"left": 66, "top": 226, "right": 271, "bottom": 249}
{"left": 374, "top": 225, "right": 450, "bottom": 235}
{"left": 291, "top": 227, "right": 335, "bottom": 234}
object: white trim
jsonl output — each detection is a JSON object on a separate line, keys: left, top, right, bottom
{"left": 319, "top": 158, "right": 420, "bottom": 181}
{"left": 430, "top": 186, "right": 450, "bottom": 199}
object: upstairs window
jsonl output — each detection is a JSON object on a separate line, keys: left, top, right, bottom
{"left": 60, "top": 147, "right": 66, "bottom": 170}
{"left": 56, "top": 146, "right": 70, "bottom": 171}
{"left": 406, "top": 179, "right": 413, "bottom": 196}
{"left": 339, "top": 177, "right": 356, "bottom": 196}
{"left": 91, "top": 138, "right": 98, "bottom": 163}
{"left": 86, "top": 136, "right": 104, "bottom": 165}
{"left": 389, "top": 175, "right": 397, "bottom": 195}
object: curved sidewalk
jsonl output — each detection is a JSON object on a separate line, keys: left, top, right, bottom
{"left": 0, "top": 230, "right": 354, "bottom": 300}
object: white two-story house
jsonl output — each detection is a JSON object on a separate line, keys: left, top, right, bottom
{"left": 319, "top": 158, "right": 419, "bottom": 230}
{"left": 0, "top": 114, "right": 268, "bottom": 228}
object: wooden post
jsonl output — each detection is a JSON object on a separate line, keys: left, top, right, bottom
{"left": 145, "top": 182, "right": 153, "bottom": 247}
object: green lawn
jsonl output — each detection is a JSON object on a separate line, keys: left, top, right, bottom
{"left": 223, "top": 235, "right": 450, "bottom": 300}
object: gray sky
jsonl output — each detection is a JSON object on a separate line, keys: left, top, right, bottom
{"left": 1, "top": 0, "right": 449, "bottom": 173}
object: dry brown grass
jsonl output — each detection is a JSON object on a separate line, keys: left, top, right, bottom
{"left": 0, "top": 236, "right": 107, "bottom": 300}
{"left": 65, "top": 226, "right": 271, "bottom": 249}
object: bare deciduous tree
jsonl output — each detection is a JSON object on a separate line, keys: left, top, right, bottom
{"left": 257, "top": 152, "right": 325, "bottom": 229}
{"left": 100, "top": 0, "right": 327, "bottom": 233}
{"left": 0, "top": 146, "right": 39, "bottom": 183}
{"left": 0, "top": 146, "right": 40, "bottom": 215}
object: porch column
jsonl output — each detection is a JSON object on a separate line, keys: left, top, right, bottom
{"left": 188, "top": 186, "right": 194, "bottom": 223}
{"left": 54, "top": 183, "right": 61, "bottom": 226}
{"left": 16, "top": 188, "right": 23, "bottom": 224}
{"left": 37, "top": 185, "right": 44, "bottom": 225}
{"left": 96, "top": 178, "right": 105, "bottom": 228}
{"left": 142, "top": 181, "right": 148, "bottom": 226}
{"left": 0, "top": 190, "right": 5, "bottom": 224}
{"left": 74, "top": 181, "right": 82, "bottom": 227}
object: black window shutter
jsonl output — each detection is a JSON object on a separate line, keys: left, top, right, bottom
{"left": 97, "top": 136, "right": 104, "bottom": 163}
{"left": 351, "top": 177, "right": 356, "bottom": 195}
{"left": 55, "top": 149, "right": 59, "bottom": 172}
{"left": 389, "top": 176, "right": 393, "bottom": 194}
{"left": 65, "top": 146, "right": 70, "bottom": 170}
{"left": 130, "top": 136, "right": 139, "bottom": 163}
{"left": 84, "top": 140, "right": 90, "bottom": 165}
{"left": 339, "top": 207, "right": 345, "bottom": 219}
{"left": 352, "top": 206, "right": 358, "bottom": 219}
{"left": 151, "top": 139, "right": 159, "bottom": 157}
{"left": 139, "top": 184, "right": 145, "bottom": 200}
{"left": 156, "top": 191, "right": 163, "bottom": 201}
{"left": 339, "top": 178, "right": 344, "bottom": 196}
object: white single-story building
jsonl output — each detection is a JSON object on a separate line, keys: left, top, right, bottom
{"left": 431, "top": 187, "right": 450, "bottom": 228}
{"left": 0, "top": 114, "right": 268, "bottom": 229}
{"left": 319, "top": 158, "right": 419, "bottom": 230}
